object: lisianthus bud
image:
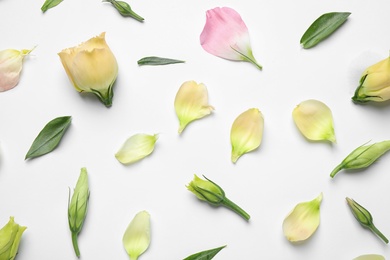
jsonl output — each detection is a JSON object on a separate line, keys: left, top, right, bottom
{"left": 123, "top": 211, "right": 151, "bottom": 260}
{"left": 174, "top": 80, "right": 214, "bottom": 134}
{"left": 0, "top": 48, "right": 34, "bottom": 92}
{"left": 352, "top": 56, "right": 390, "bottom": 103}
{"left": 58, "top": 32, "right": 118, "bottom": 107}
{"left": 68, "top": 167, "right": 90, "bottom": 257}
{"left": 346, "top": 197, "right": 388, "bottom": 244}
{"left": 283, "top": 193, "right": 322, "bottom": 242}
{"left": 186, "top": 174, "right": 250, "bottom": 220}
{"left": 0, "top": 217, "right": 26, "bottom": 260}
{"left": 292, "top": 99, "right": 336, "bottom": 143}
{"left": 353, "top": 255, "right": 385, "bottom": 260}
{"left": 230, "top": 108, "right": 264, "bottom": 163}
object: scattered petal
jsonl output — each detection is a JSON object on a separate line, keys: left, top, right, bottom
{"left": 123, "top": 211, "right": 151, "bottom": 260}
{"left": 115, "top": 133, "right": 158, "bottom": 164}
{"left": 353, "top": 255, "right": 385, "bottom": 260}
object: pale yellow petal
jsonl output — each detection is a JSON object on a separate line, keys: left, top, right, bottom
{"left": 292, "top": 99, "right": 336, "bottom": 143}
{"left": 174, "top": 80, "right": 214, "bottom": 133}
{"left": 123, "top": 211, "right": 151, "bottom": 260}
{"left": 283, "top": 193, "right": 323, "bottom": 242}
{"left": 115, "top": 134, "right": 158, "bottom": 164}
{"left": 353, "top": 255, "right": 385, "bottom": 260}
{"left": 230, "top": 108, "right": 263, "bottom": 163}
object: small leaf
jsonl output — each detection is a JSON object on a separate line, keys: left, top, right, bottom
{"left": 25, "top": 116, "right": 72, "bottom": 160}
{"left": 41, "top": 0, "right": 63, "bottom": 12}
{"left": 300, "top": 12, "right": 351, "bottom": 49}
{"left": 137, "top": 56, "right": 185, "bottom": 66}
{"left": 183, "top": 245, "right": 226, "bottom": 260}
{"left": 103, "top": 0, "right": 144, "bottom": 22}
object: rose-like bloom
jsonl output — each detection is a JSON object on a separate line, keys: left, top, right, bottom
{"left": 0, "top": 217, "right": 27, "bottom": 260}
{"left": 352, "top": 56, "right": 390, "bottom": 103}
{"left": 292, "top": 99, "right": 336, "bottom": 143}
{"left": 174, "top": 80, "right": 214, "bottom": 134}
{"left": 68, "top": 167, "right": 90, "bottom": 257}
{"left": 353, "top": 255, "right": 385, "bottom": 260}
{"left": 0, "top": 48, "right": 34, "bottom": 92}
{"left": 346, "top": 197, "right": 388, "bottom": 244}
{"left": 200, "top": 7, "right": 262, "bottom": 70}
{"left": 58, "top": 32, "right": 118, "bottom": 107}
{"left": 186, "top": 174, "right": 250, "bottom": 220}
{"left": 123, "top": 211, "right": 150, "bottom": 260}
{"left": 282, "top": 193, "right": 322, "bottom": 242}
{"left": 115, "top": 133, "right": 158, "bottom": 164}
{"left": 230, "top": 108, "right": 263, "bottom": 163}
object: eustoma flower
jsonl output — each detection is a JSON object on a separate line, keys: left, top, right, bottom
{"left": 0, "top": 217, "right": 27, "bottom": 260}
{"left": 282, "top": 193, "right": 323, "bottom": 242}
{"left": 200, "top": 7, "right": 262, "bottom": 70}
{"left": 230, "top": 108, "right": 264, "bottom": 163}
{"left": 174, "top": 80, "right": 214, "bottom": 133}
{"left": 292, "top": 99, "right": 336, "bottom": 143}
{"left": 0, "top": 48, "right": 34, "bottom": 92}
{"left": 58, "top": 32, "right": 118, "bottom": 107}
{"left": 123, "top": 211, "right": 151, "bottom": 260}
{"left": 352, "top": 56, "right": 390, "bottom": 103}
{"left": 187, "top": 174, "right": 250, "bottom": 220}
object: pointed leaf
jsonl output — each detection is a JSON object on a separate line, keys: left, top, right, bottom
{"left": 183, "top": 245, "right": 226, "bottom": 260}
{"left": 300, "top": 12, "right": 351, "bottom": 49}
{"left": 41, "top": 0, "right": 63, "bottom": 12}
{"left": 137, "top": 56, "right": 185, "bottom": 66}
{"left": 25, "top": 116, "right": 72, "bottom": 160}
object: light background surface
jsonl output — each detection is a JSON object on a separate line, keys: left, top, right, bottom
{"left": 1, "top": 0, "right": 390, "bottom": 259}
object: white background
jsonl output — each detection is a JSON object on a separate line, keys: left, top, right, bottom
{"left": 1, "top": 0, "right": 390, "bottom": 259}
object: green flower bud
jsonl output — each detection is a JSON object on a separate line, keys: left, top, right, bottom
{"left": 346, "top": 197, "right": 388, "bottom": 244}
{"left": 186, "top": 174, "right": 250, "bottom": 220}
{"left": 68, "top": 167, "right": 90, "bottom": 257}
{"left": 0, "top": 217, "right": 26, "bottom": 260}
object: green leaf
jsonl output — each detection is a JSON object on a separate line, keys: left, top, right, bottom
{"left": 103, "top": 0, "right": 144, "bottom": 22}
{"left": 300, "top": 12, "right": 351, "bottom": 49}
{"left": 25, "top": 116, "right": 72, "bottom": 160}
{"left": 41, "top": 0, "right": 63, "bottom": 12}
{"left": 183, "top": 245, "right": 226, "bottom": 260}
{"left": 137, "top": 56, "right": 185, "bottom": 66}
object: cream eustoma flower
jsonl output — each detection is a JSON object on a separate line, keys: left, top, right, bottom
{"left": 0, "top": 48, "right": 34, "bottom": 92}
{"left": 174, "top": 80, "right": 214, "bottom": 133}
{"left": 230, "top": 108, "right": 263, "bottom": 163}
{"left": 123, "top": 211, "right": 150, "bottom": 260}
{"left": 283, "top": 193, "right": 323, "bottom": 242}
{"left": 353, "top": 255, "right": 385, "bottom": 260}
{"left": 353, "top": 56, "right": 390, "bottom": 103}
{"left": 292, "top": 99, "right": 336, "bottom": 143}
{"left": 58, "top": 32, "right": 118, "bottom": 107}
{"left": 115, "top": 134, "right": 158, "bottom": 164}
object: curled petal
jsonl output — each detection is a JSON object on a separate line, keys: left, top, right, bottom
{"left": 123, "top": 211, "right": 151, "bottom": 260}
{"left": 200, "top": 7, "right": 262, "bottom": 70}
{"left": 0, "top": 48, "right": 34, "bottom": 92}
{"left": 292, "top": 99, "right": 336, "bottom": 143}
{"left": 230, "top": 108, "right": 263, "bottom": 163}
{"left": 174, "top": 81, "right": 214, "bottom": 133}
{"left": 283, "top": 193, "right": 323, "bottom": 242}
{"left": 115, "top": 134, "right": 158, "bottom": 164}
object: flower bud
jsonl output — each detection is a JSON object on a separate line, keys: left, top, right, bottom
{"left": 352, "top": 56, "right": 390, "bottom": 103}
{"left": 68, "top": 167, "right": 90, "bottom": 257}
{"left": 115, "top": 133, "right": 158, "bottom": 164}
{"left": 186, "top": 174, "right": 250, "bottom": 220}
{"left": 230, "top": 108, "right": 264, "bottom": 163}
{"left": 346, "top": 197, "right": 388, "bottom": 244}
{"left": 0, "top": 48, "right": 34, "bottom": 92}
{"left": 123, "top": 211, "right": 151, "bottom": 260}
{"left": 292, "top": 99, "right": 336, "bottom": 143}
{"left": 0, "top": 217, "right": 26, "bottom": 260}
{"left": 174, "top": 80, "right": 214, "bottom": 134}
{"left": 283, "top": 193, "right": 322, "bottom": 242}
{"left": 58, "top": 32, "right": 118, "bottom": 107}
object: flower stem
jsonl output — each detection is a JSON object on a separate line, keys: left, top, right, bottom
{"left": 330, "top": 164, "right": 344, "bottom": 178}
{"left": 222, "top": 197, "right": 250, "bottom": 220}
{"left": 370, "top": 224, "right": 389, "bottom": 244}
{"left": 72, "top": 232, "right": 80, "bottom": 257}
